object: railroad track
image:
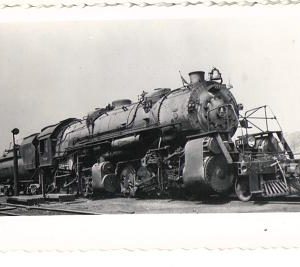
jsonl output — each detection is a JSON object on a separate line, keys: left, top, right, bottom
{"left": 0, "top": 203, "right": 102, "bottom": 216}
{"left": 1, "top": 195, "right": 300, "bottom": 216}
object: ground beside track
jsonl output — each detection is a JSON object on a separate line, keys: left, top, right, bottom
{"left": 1, "top": 195, "right": 300, "bottom": 215}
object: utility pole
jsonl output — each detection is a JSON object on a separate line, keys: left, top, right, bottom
{"left": 11, "top": 128, "right": 20, "bottom": 196}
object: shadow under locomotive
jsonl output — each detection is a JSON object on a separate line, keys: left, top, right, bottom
{"left": 0, "top": 67, "right": 300, "bottom": 203}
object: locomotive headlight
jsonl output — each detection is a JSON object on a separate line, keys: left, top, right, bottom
{"left": 217, "top": 106, "right": 227, "bottom": 117}
{"left": 247, "top": 136, "right": 256, "bottom": 148}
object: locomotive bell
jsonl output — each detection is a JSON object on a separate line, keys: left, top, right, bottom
{"left": 188, "top": 71, "right": 205, "bottom": 84}
{"left": 11, "top": 128, "right": 19, "bottom": 135}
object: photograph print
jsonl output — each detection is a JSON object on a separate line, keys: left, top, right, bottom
{"left": 0, "top": 14, "right": 300, "bottom": 215}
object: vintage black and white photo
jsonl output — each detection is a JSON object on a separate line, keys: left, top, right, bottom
{"left": 1, "top": 13, "right": 300, "bottom": 216}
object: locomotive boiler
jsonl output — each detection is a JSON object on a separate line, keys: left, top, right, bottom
{"left": 42, "top": 68, "right": 240, "bottom": 197}
{"left": 0, "top": 67, "right": 242, "bottom": 197}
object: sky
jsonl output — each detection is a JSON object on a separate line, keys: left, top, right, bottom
{"left": 0, "top": 16, "right": 300, "bottom": 151}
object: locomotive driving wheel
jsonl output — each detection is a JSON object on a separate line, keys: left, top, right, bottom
{"left": 235, "top": 177, "right": 252, "bottom": 202}
{"left": 120, "top": 165, "right": 137, "bottom": 197}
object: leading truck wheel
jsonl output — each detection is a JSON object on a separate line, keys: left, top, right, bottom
{"left": 235, "top": 177, "right": 252, "bottom": 202}
{"left": 204, "top": 155, "right": 235, "bottom": 195}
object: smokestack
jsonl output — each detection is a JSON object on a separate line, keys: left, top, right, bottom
{"left": 188, "top": 71, "right": 205, "bottom": 84}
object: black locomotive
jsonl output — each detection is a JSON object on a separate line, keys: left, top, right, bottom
{"left": 0, "top": 67, "right": 299, "bottom": 201}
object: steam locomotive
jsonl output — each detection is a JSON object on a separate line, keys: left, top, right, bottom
{"left": 0, "top": 67, "right": 299, "bottom": 201}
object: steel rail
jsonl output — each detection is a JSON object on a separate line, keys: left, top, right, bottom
{"left": 1, "top": 203, "right": 102, "bottom": 215}
{"left": 0, "top": 211, "right": 20, "bottom": 216}
{"left": 248, "top": 201, "right": 300, "bottom": 205}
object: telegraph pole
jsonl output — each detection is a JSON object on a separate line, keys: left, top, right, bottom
{"left": 12, "top": 128, "right": 20, "bottom": 196}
